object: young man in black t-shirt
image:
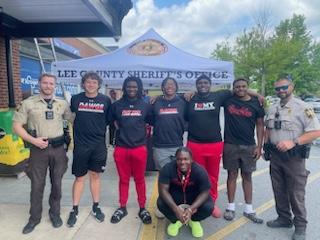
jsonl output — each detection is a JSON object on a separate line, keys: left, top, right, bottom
{"left": 67, "top": 72, "right": 111, "bottom": 227}
{"left": 157, "top": 147, "right": 214, "bottom": 238}
{"left": 186, "top": 75, "right": 232, "bottom": 218}
{"left": 152, "top": 77, "right": 187, "bottom": 218}
{"left": 222, "top": 78, "right": 264, "bottom": 223}
{"left": 152, "top": 77, "right": 187, "bottom": 170}
{"left": 109, "top": 77, "right": 153, "bottom": 225}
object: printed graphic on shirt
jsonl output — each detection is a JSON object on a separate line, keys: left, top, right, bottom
{"left": 121, "top": 110, "right": 142, "bottom": 116}
{"left": 159, "top": 108, "right": 178, "bottom": 114}
{"left": 78, "top": 102, "right": 104, "bottom": 113}
{"left": 194, "top": 102, "right": 215, "bottom": 111}
{"left": 227, "top": 104, "right": 253, "bottom": 117}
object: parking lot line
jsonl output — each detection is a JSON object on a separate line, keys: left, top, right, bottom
{"left": 139, "top": 173, "right": 160, "bottom": 240}
{"left": 205, "top": 171, "right": 320, "bottom": 240}
{"left": 139, "top": 166, "right": 270, "bottom": 240}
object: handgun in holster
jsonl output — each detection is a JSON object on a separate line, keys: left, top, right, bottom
{"left": 263, "top": 142, "right": 273, "bottom": 161}
{"left": 263, "top": 142, "right": 291, "bottom": 161}
{"left": 301, "top": 144, "right": 311, "bottom": 159}
{"left": 293, "top": 144, "right": 311, "bottom": 159}
{"left": 25, "top": 129, "right": 37, "bottom": 148}
{"left": 63, "top": 124, "right": 71, "bottom": 151}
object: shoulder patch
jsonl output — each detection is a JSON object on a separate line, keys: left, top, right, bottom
{"left": 305, "top": 108, "right": 315, "bottom": 119}
{"left": 15, "top": 104, "right": 22, "bottom": 112}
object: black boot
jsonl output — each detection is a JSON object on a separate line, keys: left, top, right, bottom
{"left": 266, "top": 218, "right": 293, "bottom": 228}
{"left": 22, "top": 221, "right": 40, "bottom": 234}
{"left": 292, "top": 229, "right": 306, "bottom": 240}
{"left": 49, "top": 212, "right": 63, "bottom": 228}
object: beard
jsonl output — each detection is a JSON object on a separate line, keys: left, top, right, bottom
{"left": 277, "top": 91, "right": 292, "bottom": 100}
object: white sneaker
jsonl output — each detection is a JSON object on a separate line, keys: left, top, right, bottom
{"left": 155, "top": 208, "right": 165, "bottom": 219}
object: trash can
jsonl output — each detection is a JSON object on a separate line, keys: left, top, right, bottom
{"left": 0, "top": 110, "right": 30, "bottom": 176}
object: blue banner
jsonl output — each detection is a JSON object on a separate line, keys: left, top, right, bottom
{"left": 20, "top": 56, "right": 80, "bottom": 99}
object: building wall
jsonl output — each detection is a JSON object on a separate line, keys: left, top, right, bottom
{"left": 0, "top": 38, "right": 22, "bottom": 108}
{"left": 0, "top": 37, "right": 108, "bottom": 108}
{"left": 59, "top": 38, "right": 107, "bottom": 57}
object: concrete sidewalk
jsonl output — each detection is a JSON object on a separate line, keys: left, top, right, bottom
{"left": 0, "top": 148, "right": 158, "bottom": 240}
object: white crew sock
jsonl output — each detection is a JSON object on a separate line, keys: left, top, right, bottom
{"left": 244, "top": 204, "right": 254, "bottom": 214}
{"left": 227, "top": 202, "right": 235, "bottom": 211}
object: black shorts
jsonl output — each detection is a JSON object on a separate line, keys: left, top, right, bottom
{"left": 223, "top": 143, "right": 256, "bottom": 173}
{"left": 72, "top": 143, "right": 107, "bottom": 177}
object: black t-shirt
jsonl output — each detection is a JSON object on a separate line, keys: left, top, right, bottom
{"left": 224, "top": 96, "right": 265, "bottom": 145}
{"left": 158, "top": 161, "right": 211, "bottom": 205}
{"left": 187, "top": 90, "right": 232, "bottom": 143}
{"left": 110, "top": 97, "right": 152, "bottom": 148}
{"left": 152, "top": 96, "right": 187, "bottom": 148}
{"left": 71, "top": 92, "right": 111, "bottom": 146}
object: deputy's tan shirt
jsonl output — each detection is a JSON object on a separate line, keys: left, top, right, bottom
{"left": 265, "top": 96, "right": 320, "bottom": 144}
{"left": 13, "top": 95, "right": 73, "bottom": 138}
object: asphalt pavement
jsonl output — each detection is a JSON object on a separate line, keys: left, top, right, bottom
{"left": 0, "top": 144, "right": 320, "bottom": 240}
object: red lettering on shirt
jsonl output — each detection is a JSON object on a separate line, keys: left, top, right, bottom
{"left": 159, "top": 108, "right": 178, "bottom": 114}
{"left": 227, "top": 104, "right": 252, "bottom": 117}
{"left": 121, "top": 110, "right": 142, "bottom": 116}
{"left": 78, "top": 102, "right": 104, "bottom": 113}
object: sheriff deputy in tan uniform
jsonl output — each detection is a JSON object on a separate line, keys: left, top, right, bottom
{"left": 264, "top": 76, "right": 320, "bottom": 240}
{"left": 13, "top": 73, "right": 73, "bottom": 234}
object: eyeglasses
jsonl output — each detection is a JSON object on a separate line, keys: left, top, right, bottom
{"left": 274, "top": 85, "right": 289, "bottom": 91}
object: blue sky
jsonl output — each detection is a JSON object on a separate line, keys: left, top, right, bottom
{"left": 150, "top": 0, "right": 190, "bottom": 8}
{"left": 97, "top": 0, "right": 320, "bottom": 58}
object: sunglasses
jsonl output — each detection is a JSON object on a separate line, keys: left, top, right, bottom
{"left": 274, "top": 85, "right": 289, "bottom": 91}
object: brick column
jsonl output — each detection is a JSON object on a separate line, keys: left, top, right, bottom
{"left": 0, "top": 37, "right": 21, "bottom": 109}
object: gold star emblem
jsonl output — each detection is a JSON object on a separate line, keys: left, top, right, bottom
{"left": 305, "top": 108, "right": 315, "bottom": 118}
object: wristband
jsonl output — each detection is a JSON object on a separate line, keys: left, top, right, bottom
{"left": 293, "top": 138, "right": 300, "bottom": 146}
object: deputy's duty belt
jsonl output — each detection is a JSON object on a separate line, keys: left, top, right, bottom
{"left": 263, "top": 142, "right": 311, "bottom": 160}
{"left": 47, "top": 136, "right": 65, "bottom": 148}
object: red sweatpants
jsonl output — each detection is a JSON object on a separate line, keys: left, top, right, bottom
{"left": 187, "top": 140, "right": 224, "bottom": 201}
{"left": 114, "top": 146, "right": 147, "bottom": 208}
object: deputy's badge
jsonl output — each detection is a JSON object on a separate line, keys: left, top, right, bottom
{"left": 305, "top": 108, "right": 315, "bottom": 119}
{"left": 45, "top": 111, "right": 54, "bottom": 120}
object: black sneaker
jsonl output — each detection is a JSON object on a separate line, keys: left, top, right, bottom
{"left": 92, "top": 207, "right": 105, "bottom": 223}
{"left": 67, "top": 210, "right": 78, "bottom": 227}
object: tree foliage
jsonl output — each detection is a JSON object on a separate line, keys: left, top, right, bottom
{"left": 211, "top": 14, "right": 320, "bottom": 96}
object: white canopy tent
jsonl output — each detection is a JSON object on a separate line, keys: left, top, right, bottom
{"left": 52, "top": 29, "right": 234, "bottom": 90}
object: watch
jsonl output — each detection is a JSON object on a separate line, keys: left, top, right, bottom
{"left": 293, "top": 138, "right": 300, "bottom": 146}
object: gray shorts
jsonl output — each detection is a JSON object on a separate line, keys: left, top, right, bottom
{"left": 153, "top": 147, "right": 179, "bottom": 170}
{"left": 223, "top": 143, "right": 257, "bottom": 173}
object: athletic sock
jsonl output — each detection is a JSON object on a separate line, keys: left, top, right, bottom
{"left": 244, "top": 204, "right": 254, "bottom": 214}
{"left": 227, "top": 203, "right": 235, "bottom": 211}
